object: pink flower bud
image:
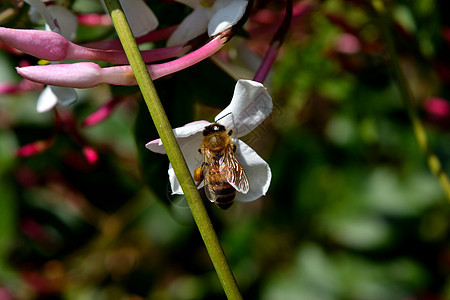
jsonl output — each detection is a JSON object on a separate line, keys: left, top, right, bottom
{"left": 0, "top": 83, "right": 23, "bottom": 94}
{"left": 0, "top": 27, "right": 70, "bottom": 61}
{"left": 82, "top": 146, "right": 99, "bottom": 165}
{"left": 335, "top": 33, "right": 361, "bottom": 54}
{"left": 16, "top": 36, "right": 227, "bottom": 88}
{"left": 0, "top": 288, "right": 13, "bottom": 300}
{"left": 77, "top": 14, "right": 112, "bottom": 27}
{"left": 425, "top": 97, "right": 450, "bottom": 119}
{"left": 17, "top": 62, "right": 105, "bottom": 88}
{"left": 16, "top": 139, "right": 54, "bottom": 157}
{"left": 0, "top": 27, "right": 186, "bottom": 64}
{"left": 82, "top": 97, "right": 125, "bottom": 127}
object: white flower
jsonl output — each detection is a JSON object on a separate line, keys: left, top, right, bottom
{"left": 146, "top": 79, "right": 272, "bottom": 203}
{"left": 101, "top": 0, "right": 159, "bottom": 37}
{"left": 36, "top": 85, "right": 78, "bottom": 113}
{"left": 167, "top": 0, "right": 248, "bottom": 46}
{"left": 25, "top": 0, "right": 79, "bottom": 113}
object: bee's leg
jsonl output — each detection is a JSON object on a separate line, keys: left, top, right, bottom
{"left": 232, "top": 144, "right": 237, "bottom": 153}
{"left": 228, "top": 129, "right": 233, "bottom": 136}
{"left": 194, "top": 162, "right": 205, "bottom": 187}
{"left": 195, "top": 179, "right": 202, "bottom": 188}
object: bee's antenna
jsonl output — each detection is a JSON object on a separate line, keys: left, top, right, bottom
{"left": 215, "top": 112, "right": 232, "bottom": 123}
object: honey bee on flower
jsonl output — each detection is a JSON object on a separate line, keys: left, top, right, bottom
{"left": 194, "top": 114, "right": 250, "bottom": 209}
{"left": 146, "top": 79, "right": 272, "bottom": 206}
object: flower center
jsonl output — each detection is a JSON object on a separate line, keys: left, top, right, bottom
{"left": 200, "top": 0, "right": 215, "bottom": 8}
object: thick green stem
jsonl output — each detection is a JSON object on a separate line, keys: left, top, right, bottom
{"left": 372, "top": 0, "right": 450, "bottom": 201}
{"left": 103, "top": 1, "right": 242, "bottom": 298}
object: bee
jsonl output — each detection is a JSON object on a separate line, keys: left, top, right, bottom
{"left": 194, "top": 122, "right": 249, "bottom": 210}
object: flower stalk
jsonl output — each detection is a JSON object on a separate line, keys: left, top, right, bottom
{"left": 372, "top": 0, "right": 450, "bottom": 201}
{"left": 254, "top": 0, "right": 292, "bottom": 83}
{"left": 102, "top": 0, "right": 242, "bottom": 298}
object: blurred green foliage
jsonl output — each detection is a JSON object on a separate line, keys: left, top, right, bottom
{"left": 0, "top": 0, "right": 449, "bottom": 299}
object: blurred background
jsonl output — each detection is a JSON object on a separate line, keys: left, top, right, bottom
{"left": 0, "top": 0, "right": 449, "bottom": 299}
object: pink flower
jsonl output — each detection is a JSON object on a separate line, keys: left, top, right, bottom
{"left": 0, "top": 0, "right": 254, "bottom": 93}
{"left": 82, "top": 97, "right": 127, "bottom": 127}
{"left": 425, "top": 97, "right": 450, "bottom": 120}
{"left": 16, "top": 36, "right": 228, "bottom": 88}
{"left": 16, "top": 138, "right": 54, "bottom": 157}
{"left": 0, "top": 28, "right": 186, "bottom": 65}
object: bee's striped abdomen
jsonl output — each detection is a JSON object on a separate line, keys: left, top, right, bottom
{"left": 208, "top": 167, "right": 236, "bottom": 210}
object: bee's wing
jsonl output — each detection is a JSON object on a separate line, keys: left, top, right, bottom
{"left": 222, "top": 146, "right": 250, "bottom": 194}
{"left": 202, "top": 148, "right": 218, "bottom": 202}
{"left": 204, "top": 178, "right": 217, "bottom": 202}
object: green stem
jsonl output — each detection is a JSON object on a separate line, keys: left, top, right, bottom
{"left": 372, "top": 0, "right": 450, "bottom": 201}
{"left": 103, "top": 1, "right": 242, "bottom": 298}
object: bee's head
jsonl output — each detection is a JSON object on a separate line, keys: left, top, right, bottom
{"left": 203, "top": 123, "right": 226, "bottom": 136}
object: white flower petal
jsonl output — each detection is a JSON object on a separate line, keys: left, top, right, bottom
{"left": 167, "top": 6, "right": 211, "bottom": 46}
{"left": 168, "top": 133, "right": 205, "bottom": 194}
{"left": 36, "top": 86, "right": 58, "bottom": 113}
{"left": 215, "top": 80, "right": 272, "bottom": 138}
{"left": 146, "top": 120, "right": 210, "bottom": 154}
{"left": 46, "top": 5, "right": 78, "bottom": 40}
{"left": 234, "top": 139, "right": 271, "bottom": 202}
{"left": 208, "top": 0, "right": 248, "bottom": 36}
{"left": 174, "top": 120, "right": 211, "bottom": 138}
{"left": 119, "top": 0, "right": 159, "bottom": 37}
{"left": 168, "top": 165, "right": 181, "bottom": 194}
{"left": 25, "top": 0, "right": 58, "bottom": 32}
{"left": 146, "top": 138, "right": 165, "bottom": 154}
{"left": 50, "top": 85, "right": 78, "bottom": 106}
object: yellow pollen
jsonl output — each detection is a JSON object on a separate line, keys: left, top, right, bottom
{"left": 38, "top": 60, "right": 51, "bottom": 65}
{"left": 200, "top": 0, "right": 214, "bottom": 7}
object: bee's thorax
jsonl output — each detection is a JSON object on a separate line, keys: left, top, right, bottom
{"left": 207, "top": 134, "right": 229, "bottom": 153}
